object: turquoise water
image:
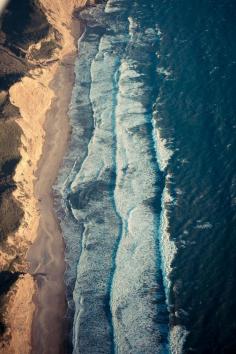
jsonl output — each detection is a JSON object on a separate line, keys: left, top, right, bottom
{"left": 55, "top": 1, "right": 236, "bottom": 353}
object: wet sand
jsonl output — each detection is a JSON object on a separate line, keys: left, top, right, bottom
{"left": 27, "top": 21, "right": 83, "bottom": 354}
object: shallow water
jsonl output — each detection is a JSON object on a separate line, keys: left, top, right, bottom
{"left": 55, "top": 1, "right": 236, "bottom": 353}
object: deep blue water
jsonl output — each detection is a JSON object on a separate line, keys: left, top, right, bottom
{"left": 55, "top": 0, "right": 236, "bottom": 353}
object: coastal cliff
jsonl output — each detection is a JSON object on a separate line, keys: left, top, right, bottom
{"left": 0, "top": 1, "right": 95, "bottom": 353}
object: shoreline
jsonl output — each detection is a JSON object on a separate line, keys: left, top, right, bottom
{"left": 27, "top": 20, "right": 84, "bottom": 354}
{"left": 0, "top": 1, "right": 91, "bottom": 352}
{"left": 27, "top": 51, "right": 78, "bottom": 353}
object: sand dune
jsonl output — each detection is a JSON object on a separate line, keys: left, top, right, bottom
{"left": 0, "top": 1, "right": 95, "bottom": 353}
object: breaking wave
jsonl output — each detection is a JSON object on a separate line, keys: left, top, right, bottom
{"left": 54, "top": 1, "right": 188, "bottom": 353}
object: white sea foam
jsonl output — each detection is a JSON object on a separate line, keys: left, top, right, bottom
{"left": 159, "top": 179, "right": 177, "bottom": 293}
{"left": 195, "top": 221, "right": 213, "bottom": 229}
{"left": 57, "top": 4, "right": 188, "bottom": 353}
{"left": 111, "top": 57, "right": 169, "bottom": 354}
{"left": 170, "top": 325, "right": 189, "bottom": 354}
{"left": 155, "top": 25, "right": 163, "bottom": 39}
{"left": 156, "top": 167, "right": 188, "bottom": 354}
{"left": 128, "top": 16, "right": 138, "bottom": 38}
{"left": 69, "top": 30, "right": 124, "bottom": 353}
{"left": 152, "top": 111, "right": 174, "bottom": 171}
{"left": 105, "top": 0, "right": 123, "bottom": 13}
{"left": 152, "top": 94, "right": 188, "bottom": 354}
{"left": 71, "top": 36, "right": 116, "bottom": 191}
{"left": 157, "top": 66, "right": 173, "bottom": 79}
{"left": 119, "top": 66, "right": 141, "bottom": 80}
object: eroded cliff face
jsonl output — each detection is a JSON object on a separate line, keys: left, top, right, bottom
{"left": 0, "top": 0, "right": 95, "bottom": 353}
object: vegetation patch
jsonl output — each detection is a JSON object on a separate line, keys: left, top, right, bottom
{"left": 0, "top": 191, "right": 24, "bottom": 243}
{"left": 0, "top": 121, "right": 22, "bottom": 170}
{"left": 0, "top": 0, "right": 54, "bottom": 340}
{"left": 30, "top": 39, "right": 59, "bottom": 61}
{"left": 0, "top": 93, "right": 21, "bottom": 121}
{"left": 0, "top": 271, "right": 21, "bottom": 336}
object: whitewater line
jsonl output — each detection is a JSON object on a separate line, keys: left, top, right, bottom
{"left": 54, "top": 27, "right": 100, "bottom": 337}
{"left": 109, "top": 60, "right": 124, "bottom": 354}
{"left": 151, "top": 108, "right": 188, "bottom": 353}
{"left": 71, "top": 76, "right": 96, "bottom": 354}
{"left": 151, "top": 109, "right": 174, "bottom": 297}
{"left": 57, "top": 27, "right": 87, "bottom": 195}
{"left": 70, "top": 28, "right": 113, "bottom": 353}
{"left": 109, "top": 62, "right": 136, "bottom": 353}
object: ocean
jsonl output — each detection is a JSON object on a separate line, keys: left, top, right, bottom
{"left": 54, "top": 0, "right": 236, "bottom": 353}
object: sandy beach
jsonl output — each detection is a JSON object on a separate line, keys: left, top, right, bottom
{"left": 27, "top": 49, "right": 81, "bottom": 353}
{"left": 0, "top": 1, "right": 92, "bottom": 353}
{"left": 26, "top": 18, "right": 83, "bottom": 354}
